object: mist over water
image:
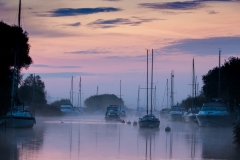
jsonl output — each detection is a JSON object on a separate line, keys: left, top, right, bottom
{"left": 0, "top": 114, "right": 239, "bottom": 160}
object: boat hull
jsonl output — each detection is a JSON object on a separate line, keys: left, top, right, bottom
{"left": 196, "top": 114, "right": 233, "bottom": 127}
{"left": 183, "top": 115, "right": 196, "bottom": 123}
{"left": 1, "top": 116, "right": 36, "bottom": 128}
{"left": 105, "top": 115, "right": 121, "bottom": 121}
{"left": 139, "top": 120, "right": 160, "bottom": 128}
{"left": 183, "top": 113, "right": 197, "bottom": 123}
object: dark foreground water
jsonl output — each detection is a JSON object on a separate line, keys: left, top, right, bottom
{"left": 0, "top": 114, "right": 239, "bottom": 160}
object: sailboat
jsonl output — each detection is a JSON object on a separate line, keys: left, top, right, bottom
{"left": 118, "top": 80, "right": 126, "bottom": 117}
{"left": 167, "top": 71, "right": 186, "bottom": 121}
{"left": 195, "top": 50, "right": 234, "bottom": 127}
{"left": 1, "top": 0, "right": 36, "bottom": 128}
{"left": 138, "top": 49, "right": 160, "bottom": 128}
{"left": 182, "top": 58, "right": 200, "bottom": 123}
{"left": 160, "top": 79, "right": 171, "bottom": 119}
{"left": 61, "top": 76, "right": 80, "bottom": 115}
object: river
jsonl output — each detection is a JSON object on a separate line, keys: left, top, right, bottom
{"left": 0, "top": 114, "right": 239, "bottom": 160}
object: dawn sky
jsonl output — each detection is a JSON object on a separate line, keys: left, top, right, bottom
{"left": 1, "top": 0, "right": 240, "bottom": 109}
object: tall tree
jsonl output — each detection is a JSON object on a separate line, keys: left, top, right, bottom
{"left": 0, "top": 21, "right": 32, "bottom": 115}
{"left": 202, "top": 56, "right": 240, "bottom": 110}
{"left": 18, "top": 74, "right": 47, "bottom": 106}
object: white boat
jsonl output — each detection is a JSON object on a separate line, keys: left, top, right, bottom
{"left": 105, "top": 105, "right": 121, "bottom": 121}
{"left": 168, "top": 105, "right": 186, "bottom": 121}
{"left": 1, "top": 0, "right": 36, "bottom": 128}
{"left": 182, "top": 107, "right": 200, "bottom": 123}
{"left": 182, "top": 58, "right": 200, "bottom": 123}
{"left": 60, "top": 103, "right": 80, "bottom": 115}
{"left": 196, "top": 99, "right": 233, "bottom": 127}
{"left": 61, "top": 103, "right": 74, "bottom": 113}
{"left": 167, "top": 71, "right": 186, "bottom": 121}
{"left": 138, "top": 49, "right": 160, "bottom": 128}
{"left": 160, "top": 79, "right": 171, "bottom": 119}
{"left": 196, "top": 51, "right": 234, "bottom": 127}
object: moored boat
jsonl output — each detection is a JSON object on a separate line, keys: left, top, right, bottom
{"left": 196, "top": 99, "right": 234, "bottom": 127}
{"left": 105, "top": 105, "right": 121, "bottom": 121}
{"left": 182, "top": 107, "right": 201, "bottom": 123}
{"left": 139, "top": 114, "right": 160, "bottom": 128}
{"left": 1, "top": 107, "right": 36, "bottom": 128}
{"left": 138, "top": 49, "right": 160, "bottom": 128}
{"left": 1, "top": 0, "right": 36, "bottom": 128}
{"left": 168, "top": 105, "right": 186, "bottom": 121}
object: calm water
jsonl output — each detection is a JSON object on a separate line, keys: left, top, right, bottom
{"left": 0, "top": 114, "right": 239, "bottom": 160}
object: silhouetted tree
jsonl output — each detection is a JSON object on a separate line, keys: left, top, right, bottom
{"left": 18, "top": 74, "right": 47, "bottom": 106}
{"left": 180, "top": 92, "right": 205, "bottom": 110}
{"left": 84, "top": 94, "right": 124, "bottom": 112}
{"left": 202, "top": 56, "right": 240, "bottom": 110}
{"left": 0, "top": 21, "right": 32, "bottom": 116}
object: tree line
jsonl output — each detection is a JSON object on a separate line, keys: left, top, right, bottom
{"left": 84, "top": 94, "right": 124, "bottom": 113}
{"left": 180, "top": 56, "right": 240, "bottom": 112}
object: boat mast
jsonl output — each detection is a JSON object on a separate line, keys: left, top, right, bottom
{"left": 71, "top": 76, "right": 73, "bottom": 105}
{"left": 170, "top": 71, "right": 174, "bottom": 106}
{"left": 150, "top": 49, "right": 153, "bottom": 114}
{"left": 18, "top": 0, "right": 21, "bottom": 27}
{"left": 154, "top": 85, "right": 156, "bottom": 111}
{"left": 11, "top": 0, "right": 22, "bottom": 109}
{"left": 195, "top": 76, "right": 197, "bottom": 97}
{"left": 218, "top": 49, "right": 221, "bottom": 99}
{"left": 137, "top": 85, "right": 140, "bottom": 110}
{"left": 120, "top": 80, "right": 121, "bottom": 110}
{"left": 79, "top": 77, "right": 81, "bottom": 107}
{"left": 167, "top": 79, "right": 168, "bottom": 108}
{"left": 146, "top": 49, "right": 149, "bottom": 115}
{"left": 192, "top": 58, "right": 195, "bottom": 108}
{"left": 192, "top": 58, "right": 195, "bottom": 98}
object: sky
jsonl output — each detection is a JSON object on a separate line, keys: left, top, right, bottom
{"left": 1, "top": 0, "right": 240, "bottom": 109}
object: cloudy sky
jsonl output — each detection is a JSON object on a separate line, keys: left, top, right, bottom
{"left": 1, "top": 0, "right": 240, "bottom": 109}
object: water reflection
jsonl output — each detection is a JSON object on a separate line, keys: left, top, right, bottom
{"left": 165, "top": 130, "right": 173, "bottom": 159}
{"left": 0, "top": 117, "right": 45, "bottom": 160}
{"left": 0, "top": 115, "right": 240, "bottom": 160}
{"left": 199, "top": 127, "right": 240, "bottom": 160}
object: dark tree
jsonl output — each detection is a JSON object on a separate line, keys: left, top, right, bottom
{"left": 180, "top": 92, "right": 205, "bottom": 110}
{"left": 84, "top": 94, "right": 124, "bottom": 112}
{"left": 0, "top": 21, "right": 32, "bottom": 116}
{"left": 18, "top": 74, "right": 47, "bottom": 106}
{"left": 202, "top": 57, "right": 240, "bottom": 110}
